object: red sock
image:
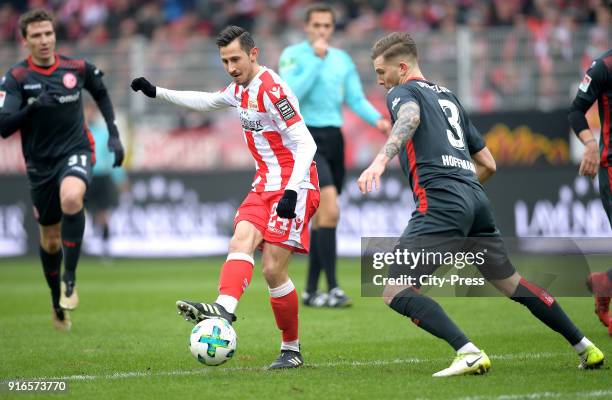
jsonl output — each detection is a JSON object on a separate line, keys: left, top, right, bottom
{"left": 218, "top": 253, "right": 254, "bottom": 300}
{"left": 269, "top": 280, "right": 299, "bottom": 343}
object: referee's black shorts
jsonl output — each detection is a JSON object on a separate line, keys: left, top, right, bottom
{"left": 309, "top": 126, "right": 345, "bottom": 194}
{"left": 87, "top": 174, "right": 119, "bottom": 213}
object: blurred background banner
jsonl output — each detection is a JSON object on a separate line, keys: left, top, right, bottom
{"left": 0, "top": 0, "right": 610, "bottom": 257}
{"left": 0, "top": 166, "right": 608, "bottom": 257}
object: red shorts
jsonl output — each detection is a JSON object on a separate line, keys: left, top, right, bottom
{"left": 234, "top": 187, "right": 320, "bottom": 253}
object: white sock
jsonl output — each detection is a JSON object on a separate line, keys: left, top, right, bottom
{"left": 268, "top": 280, "right": 295, "bottom": 298}
{"left": 573, "top": 337, "right": 593, "bottom": 353}
{"left": 215, "top": 294, "right": 238, "bottom": 314}
{"left": 281, "top": 340, "right": 300, "bottom": 352}
{"left": 457, "top": 342, "right": 480, "bottom": 354}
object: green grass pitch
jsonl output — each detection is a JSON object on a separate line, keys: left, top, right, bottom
{"left": 0, "top": 256, "right": 610, "bottom": 399}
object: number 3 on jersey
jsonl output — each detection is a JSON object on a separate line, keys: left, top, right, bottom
{"left": 438, "top": 99, "right": 465, "bottom": 149}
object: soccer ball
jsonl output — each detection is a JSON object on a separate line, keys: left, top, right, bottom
{"left": 189, "top": 319, "right": 237, "bottom": 366}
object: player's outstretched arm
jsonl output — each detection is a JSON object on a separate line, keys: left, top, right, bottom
{"left": 358, "top": 101, "right": 420, "bottom": 193}
{"left": 472, "top": 147, "right": 496, "bottom": 183}
{"left": 131, "top": 77, "right": 235, "bottom": 112}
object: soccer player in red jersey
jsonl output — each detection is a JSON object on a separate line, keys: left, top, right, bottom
{"left": 131, "top": 26, "right": 319, "bottom": 369}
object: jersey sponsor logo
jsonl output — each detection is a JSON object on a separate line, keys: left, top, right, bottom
{"left": 240, "top": 115, "right": 264, "bottom": 132}
{"left": 0, "top": 91, "right": 5, "bottom": 108}
{"left": 275, "top": 98, "right": 296, "bottom": 121}
{"left": 240, "top": 109, "right": 263, "bottom": 131}
{"left": 57, "top": 92, "right": 80, "bottom": 104}
{"left": 391, "top": 97, "right": 400, "bottom": 110}
{"left": 23, "top": 83, "right": 42, "bottom": 90}
{"left": 578, "top": 74, "right": 592, "bottom": 93}
{"left": 63, "top": 72, "right": 77, "bottom": 89}
{"left": 441, "top": 154, "right": 476, "bottom": 173}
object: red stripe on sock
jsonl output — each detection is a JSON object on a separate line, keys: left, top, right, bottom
{"left": 270, "top": 289, "right": 299, "bottom": 342}
{"left": 218, "top": 259, "right": 254, "bottom": 300}
{"left": 520, "top": 278, "right": 555, "bottom": 307}
{"left": 62, "top": 240, "right": 77, "bottom": 248}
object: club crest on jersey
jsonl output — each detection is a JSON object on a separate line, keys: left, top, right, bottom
{"left": 63, "top": 72, "right": 77, "bottom": 89}
{"left": 578, "top": 74, "right": 591, "bottom": 93}
{"left": 0, "top": 91, "right": 5, "bottom": 108}
{"left": 248, "top": 99, "right": 258, "bottom": 110}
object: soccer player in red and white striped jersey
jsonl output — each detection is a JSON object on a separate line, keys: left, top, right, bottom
{"left": 131, "top": 26, "right": 320, "bottom": 369}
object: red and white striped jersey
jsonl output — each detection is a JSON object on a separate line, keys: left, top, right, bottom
{"left": 158, "top": 66, "right": 318, "bottom": 192}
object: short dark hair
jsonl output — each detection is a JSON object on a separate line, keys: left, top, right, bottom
{"left": 216, "top": 25, "right": 255, "bottom": 53}
{"left": 305, "top": 3, "right": 335, "bottom": 24}
{"left": 371, "top": 32, "right": 418, "bottom": 61}
{"left": 19, "top": 9, "right": 54, "bottom": 38}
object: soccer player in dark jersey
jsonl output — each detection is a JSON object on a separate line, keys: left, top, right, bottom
{"left": 568, "top": 47, "right": 612, "bottom": 335}
{"left": 358, "top": 32, "right": 604, "bottom": 377}
{"left": 0, "top": 10, "right": 124, "bottom": 331}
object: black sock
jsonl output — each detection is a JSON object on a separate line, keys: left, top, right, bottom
{"left": 306, "top": 229, "right": 321, "bottom": 294}
{"left": 389, "top": 288, "right": 470, "bottom": 351}
{"left": 61, "top": 209, "right": 85, "bottom": 283}
{"left": 511, "top": 279, "right": 583, "bottom": 345}
{"left": 40, "top": 247, "right": 62, "bottom": 308}
{"left": 318, "top": 227, "right": 338, "bottom": 291}
{"left": 607, "top": 268, "right": 612, "bottom": 282}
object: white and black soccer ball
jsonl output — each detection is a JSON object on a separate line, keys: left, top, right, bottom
{"left": 189, "top": 319, "right": 237, "bottom": 366}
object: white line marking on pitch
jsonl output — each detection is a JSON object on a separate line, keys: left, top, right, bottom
{"left": 6, "top": 351, "right": 568, "bottom": 382}
{"left": 456, "top": 389, "right": 612, "bottom": 400}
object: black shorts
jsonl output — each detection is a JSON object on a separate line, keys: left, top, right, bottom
{"left": 27, "top": 151, "right": 93, "bottom": 226}
{"left": 309, "top": 126, "right": 345, "bottom": 194}
{"left": 389, "top": 181, "right": 516, "bottom": 284}
{"left": 87, "top": 175, "right": 119, "bottom": 213}
{"left": 599, "top": 166, "right": 612, "bottom": 228}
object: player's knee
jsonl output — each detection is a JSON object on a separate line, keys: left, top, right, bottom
{"left": 318, "top": 200, "right": 339, "bottom": 227}
{"left": 60, "top": 191, "right": 84, "bottom": 214}
{"left": 261, "top": 263, "right": 283, "bottom": 284}
{"left": 41, "top": 232, "right": 61, "bottom": 253}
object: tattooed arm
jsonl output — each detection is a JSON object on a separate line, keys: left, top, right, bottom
{"left": 358, "top": 101, "right": 420, "bottom": 193}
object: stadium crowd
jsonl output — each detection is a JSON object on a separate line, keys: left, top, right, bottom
{"left": 0, "top": 0, "right": 608, "bottom": 45}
